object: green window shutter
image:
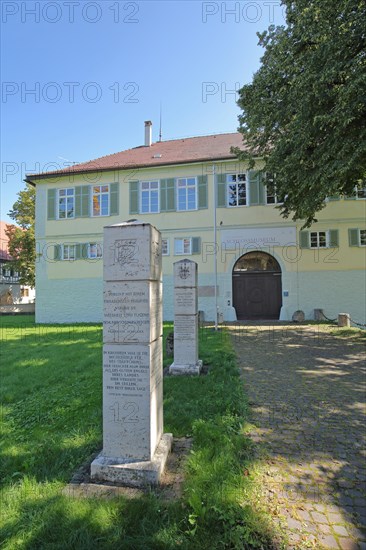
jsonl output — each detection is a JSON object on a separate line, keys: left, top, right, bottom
{"left": 81, "top": 186, "right": 90, "bottom": 217}
{"left": 81, "top": 243, "right": 89, "bottom": 259}
{"left": 166, "top": 178, "right": 177, "bottom": 212}
{"left": 160, "top": 178, "right": 176, "bottom": 212}
{"left": 348, "top": 228, "right": 359, "bottom": 246}
{"left": 248, "top": 171, "right": 265, "bottom": 206}
{"left": 109, "top": 183, "right": 119, "bottom": 216}
{"left": 248, "top": 170, "right": 259, "bottom": 205}
{"left": 160, "top": 179, "right": 167, "bottom": 212}
{"left": 75, "top": 244, "right": 81, "bottom": 260}
{"left": 299, "top": 230, "right": 310, "bottom": 248}
{"left": 216, "top": 173, "right": 227, "bottom": 207}
{"left": 166, "top": 178, "right": 176, "bottom": 211}
{"left": 198, "top": 175, "right": 208, "bottom": 209}
{"left": 192, "top": 237, "right": 201, "bottom": 255}
{"left": 54, "top": 244, "right": 61, "bottom": 260}
{"left": 328, "top": 229, "right": 339, "bottom": 247}
{"left": 129, "top": 181, "right": 139, "bottom": 214}
{"left": 47, "top": 189, "right": 57, "bottom": 220}
{"left": 75, "top": 185, "right": 90, "bottom": 217}
{"left": 258, "top": 178, "right": 265, "bottom": 204}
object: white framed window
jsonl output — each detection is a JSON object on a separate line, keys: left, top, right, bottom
{"left": 62, "top": 244, "right": 76, "bottom": 260}
{"left": 162, "top": 239, "right": 169, "bottom": 256}
{"left": 310, "top": 231, "right": 328, "bottom": 248}
{"left": 265, "top": 173, "right": 283, "bottom": 204}
{"left": 227, "top": 173, "right": 247, "bottom": 207}
{"left": 88, "top": 243, "right": 103, "bottom": 259}
{"left": 177, "top": 177, "right": 197, "bottom": 211}
{"left": 355, "top": 186, "right": 366, "bottom": 199}
{"left": 58, "top": 188, "right": 74, "bottom": 219}
{"left": 348, "top": 185, "right": 366, "bottom": 199}
{"left": 348, "top": 228, "right": 366, "bottom": 247}
{"left": 92, "top": 185, "right": 109, "bottom": 216}
{"left": 140, "top": 181, "right": 159, "bottom": 213}
{"left": 174, "top": 238, "right": 192, "bottom": 255}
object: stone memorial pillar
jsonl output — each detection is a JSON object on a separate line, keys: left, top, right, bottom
{"left": 169, "top": 259, "right": 202, "bottom": 375}
{"left": 91, "top": 221, "right": 172, "bottom": 486}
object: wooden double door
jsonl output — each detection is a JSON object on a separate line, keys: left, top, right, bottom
{"left": 233, "top": 271, "right": 282, "bottom": 320}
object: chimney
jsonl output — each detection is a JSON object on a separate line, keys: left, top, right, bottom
{"left": 144, "top": 120, "right": 152, "bottom": 147}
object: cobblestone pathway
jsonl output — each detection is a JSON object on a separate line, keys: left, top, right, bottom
{"left": 229, "top": 324, "right": 366, "bottom": 550}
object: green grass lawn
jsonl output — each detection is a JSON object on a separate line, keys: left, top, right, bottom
{"left": 0, "top": 316, "right": 277, "bottom": 549}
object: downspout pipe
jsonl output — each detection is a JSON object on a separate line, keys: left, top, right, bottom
{"left": 213, "top": 164, "right": 218, "bottom": 331}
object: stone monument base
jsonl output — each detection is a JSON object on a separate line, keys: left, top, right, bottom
{"left": 90, "top": 433, "right": 173, "bottom": 487}
{"left": 169, "top": 359, "right": 202, "bottom": 375}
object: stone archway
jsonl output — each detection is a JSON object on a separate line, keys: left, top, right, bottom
{"left": 232, "top": 251, "right": 282, "bottom": 320}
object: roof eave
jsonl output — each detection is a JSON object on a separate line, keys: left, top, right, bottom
{"left": 24, "top": 154, "right": 248, "bottom": 183}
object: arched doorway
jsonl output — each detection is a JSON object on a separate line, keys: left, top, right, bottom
{"left": 232, "top": 251, "right": 282, "bottom": 320}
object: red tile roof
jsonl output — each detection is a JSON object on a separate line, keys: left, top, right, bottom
{"left": 25, "top": 132, "right": 247, "bottom": 181}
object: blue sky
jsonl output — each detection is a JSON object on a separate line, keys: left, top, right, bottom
{"left": 1, "top": 0, "right": 285, "bottom": 222}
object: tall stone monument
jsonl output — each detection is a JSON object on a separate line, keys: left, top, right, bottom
{"left": 169, "top": 259, "right": 202, "bottom": 375}
{"left": 91, "top": 221, "right": 172, "bottom": 486}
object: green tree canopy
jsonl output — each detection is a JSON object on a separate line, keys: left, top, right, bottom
{"left": 234, "top": 0, "right": 366, "bottom": 226}
{"left": 6, "top": 185, "right": 35, "bottom": 287}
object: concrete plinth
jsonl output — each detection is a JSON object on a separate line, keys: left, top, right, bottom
{"left": 91, "top": 433, "right": 173, "bottom": 487}
{"left": 169, "top": 359, "right": 203, "bottom": 376}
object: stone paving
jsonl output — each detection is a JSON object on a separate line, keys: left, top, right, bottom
{"left": 229, "top": 324, "right": 366, "bottom": 550}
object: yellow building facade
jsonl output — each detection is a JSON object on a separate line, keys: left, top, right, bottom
{"left": 27, "top": 132, "right": 366, "bottom": 325}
